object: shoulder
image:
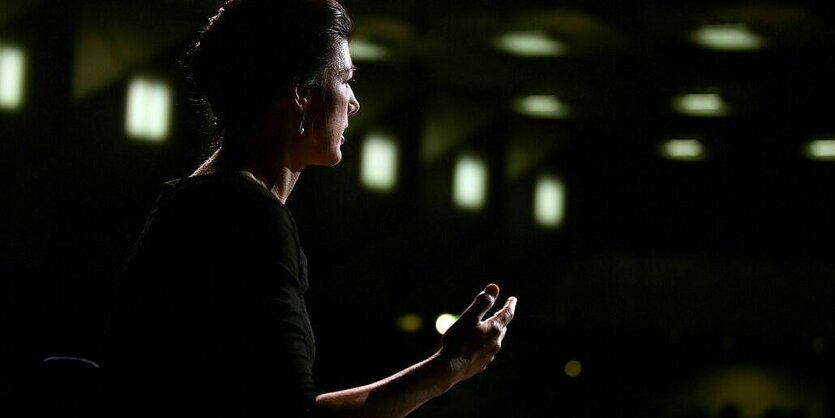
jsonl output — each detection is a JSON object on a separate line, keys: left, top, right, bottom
{"left": 167, "top": 171, "right": 280, "bottom": 209}
{"left": 150, "top": 171, "right": 306, "bottom": 278}
{"left": 146, "top": 171, "right": 299, "bottom": 249}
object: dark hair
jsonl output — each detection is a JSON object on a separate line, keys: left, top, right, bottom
{"left": 189, "top": 0, "right": 352, "bottom": 143}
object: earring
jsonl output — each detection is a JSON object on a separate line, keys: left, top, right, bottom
{"left": 299, "top": 111, "right": 306, "bottom": 135}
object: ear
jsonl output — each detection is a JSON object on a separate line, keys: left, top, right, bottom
{"left": 291, "top": 80, "right": 310, "bottom": 112}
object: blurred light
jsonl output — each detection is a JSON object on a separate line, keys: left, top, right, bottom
{"left": 689, "top": 365, "right": 815, "bottom": 418}
{"left": 659, "top": 138, "right": 707, "bottom": 161}
{"left": 803, "top": 139, "right": 835, "bottom": 161}
{"left": 453, "top": 155, "right": 488, "bottom": 211}
{"left": 0, "top": 45, "right": 25, "bottom": 110}
{"left": 395, "top": 314, "right": 423, "bottom": 333}
{"left": 494, "top": 30, "right": 566, "bottom": 57}
{"left": 361, "top": 133, "right": 399, "bottom": 191}
{"left": 512, "top": 95, "right": 570, "bottom": 119}
{"left": 672, "top": 93, "right": 729, "bottom": 117}
{"left": 534, "top": 175, "right": 566, "bottom": 229}
{"left": 350, "top": 36, "right": 389, "bottom": 61}
{"left": 691, "top": 24, "right": 765, "bottom": 51}
{"left": 812, "top": 337, "right": 826, "bottom": 354}
{"left": 435, "top": 313, "right": 459, "bottom": 335}
{"left": 126, "top": 77, "right": 172, "bottom": 142}
{"left": 564, "top": 359, "right": 582, "bottom": 378}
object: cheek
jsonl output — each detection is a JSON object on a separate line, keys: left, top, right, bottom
{"left": 326, "top": 98, "right": 348, "bottom": 123}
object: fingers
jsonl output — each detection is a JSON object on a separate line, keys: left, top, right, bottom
{"left": 504, "top": 296, "right": 517, "bottom": 317}
{"left": 460, "top": 284, "right": 500, "bottom": 323}
{"left": 483, "top": 283, "right": 499, "bottom": 298}
{"left": 488, "top": 296, "right": 517, "bottom": 328}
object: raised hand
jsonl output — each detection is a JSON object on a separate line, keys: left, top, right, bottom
{"left": 438, "top": 283, "right": 517, "bottom": 384}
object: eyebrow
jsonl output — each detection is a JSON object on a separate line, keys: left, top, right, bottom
{"left": 342, "top": 65, "right": 357, "bottom": 76}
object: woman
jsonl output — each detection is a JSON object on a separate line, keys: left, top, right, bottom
{"left": 103, "top": 0, "right": 517, "bottom": 417}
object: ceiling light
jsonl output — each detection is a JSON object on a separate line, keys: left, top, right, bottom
{"left": 512, "top": 95, "right": 570, "bottom": 119}
{"left": 453, "top": 155, "right": 488, "bottom": 211}
{"left": 0, "top": 45, "right": 25, "bottom": 110}
{"left": 125, "top": 77, "right": 172, "bottom": 142}
{"left": 394, "top": 314, "right": 423, "bottom": 333}
{"left": 671, "top": 93, "right": 729, "bottom": 117}
{"left": 534, "top": 175, "right": 566, "bottom": 229}
{"left": 691, "top": 24, "right": 765, "bottom": 51}
{"left": 564, "top": 360, "right": 582, "bottom": 378}
{"left": 494, "top": 30, "right": 566, "bottom": 57}
{"left": 659, "top": 138, "right": 707, "bottom": 161}
{"left": 803, "top": 139, "right": 835, "bottom": 161}
{"left": 360, "top": 133, "right": 399, "bottom": 191}
{"left": 435, "top": 313, "right": 459, "bottom": 335}
{"left": 350, "top": 36, "right": 389, "bottom": 61}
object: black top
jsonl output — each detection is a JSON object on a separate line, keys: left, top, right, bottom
{"left": 103, "top": 171, "right": 317, "bottom": 417}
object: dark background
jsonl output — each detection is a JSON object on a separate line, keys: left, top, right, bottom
{"left": 2, "top": 0, "right": 835, "bottom": 417}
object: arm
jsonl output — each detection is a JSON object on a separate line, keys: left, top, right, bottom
{"left": 315, "top": 283, "right": 517, "bottom": 418}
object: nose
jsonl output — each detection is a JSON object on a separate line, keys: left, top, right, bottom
{"left": 348, "top": 92, "right": 360, "bottom": 115}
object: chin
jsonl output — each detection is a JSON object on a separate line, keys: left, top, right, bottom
{"left": 330, "top": 145, "right": 344, "bottom": 165}
{"left": 321, "top": 151, "right": 342, "bottom": 166}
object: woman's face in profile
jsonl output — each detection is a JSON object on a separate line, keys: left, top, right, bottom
{"left": 301, "top": 39, "right": 360, "bottom": 167}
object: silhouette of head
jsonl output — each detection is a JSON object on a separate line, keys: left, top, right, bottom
{"left": 189, "top": 0, "right": 352, "bottom": 136}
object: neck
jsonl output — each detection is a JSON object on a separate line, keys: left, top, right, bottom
{"left": 251, "top": 164, "right": 300, "bottom": 205}
{"left": 192, "top": 104, "right": 305, "bottom": 204}
{"left": 191, "top": 147, "right": 302, "bottom": 205}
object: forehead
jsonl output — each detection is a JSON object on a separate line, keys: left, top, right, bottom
{"left": 334, "top": 39, "right": 354, "bottom": 73}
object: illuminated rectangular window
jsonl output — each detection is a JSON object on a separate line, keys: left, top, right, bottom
{"left": 494, "top": 30, "right": 566, "bottom": 57}
{"left": 534, "top": 175, "right": 565, "bottom": 228}
{"left": 671, "top": 93, "right": 729, "bottom": 117}
{"left": 360, "top": 133, "right": 399, "bottom": 191}
{"left": 659, "top": 138, "right": 707, "bottom": 161}
{"left": 691, "top": 24, "right": 765, "bottom": 51}
{"left": 350, "top": 35, "right": 389, "bottom": 61}
{"left": 512, "top": 94, "right": 570, "bottom": 119}
{"left": 453, "top": 155, "right": 488, "bottom": 211}
{"left": 804, "top": 139, "right": 835, "bottom": 161}
{"left": 0, "top": 45, "right": 25, "bottom": 110}
{"left": 126, "top": 77, "right": 172, "bottom": 142}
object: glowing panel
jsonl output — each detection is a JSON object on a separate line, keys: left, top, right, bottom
{"left": 672, "top": 93, "right": 729, "bottom": 117}
{"left": 804, "top": 140, "right": 835, "bottom": 161}
{"left": 435, "top": 313, "right": 459, "bottom": 335}
{"left": 350, "top": 36, "right": 389, "bottom": 61}
{"left": 494, "top": 30, "right": 566, "bottom": 57}
{"left": 453, "top": 155, "right": 488, "bottom": 210}
{"left": 564, "top": 359, "right": 582, "bottom": 378}
{"left": 512, "top": 95, "right": 570, "bottom": 119}
{"left": 534, "top": 176, "right": 566, "bottom": 228}
{"left": 126, "top": 77, "right": 172, "bottom": 142}
{"left": 360, "top": 133, "right": 399, "bottom": 191}
{"left": 0, "top": 45, "right": 25, "bottom": 110}
{"left": 691, "top": 24, "right": 765, "bottom": 51}
{"left": 659, "top": 139, "right": 707, "bottom": 161}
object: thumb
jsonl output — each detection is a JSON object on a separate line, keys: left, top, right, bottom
{"left": 460, "top": 284, "right": 500, "bottom": 323}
